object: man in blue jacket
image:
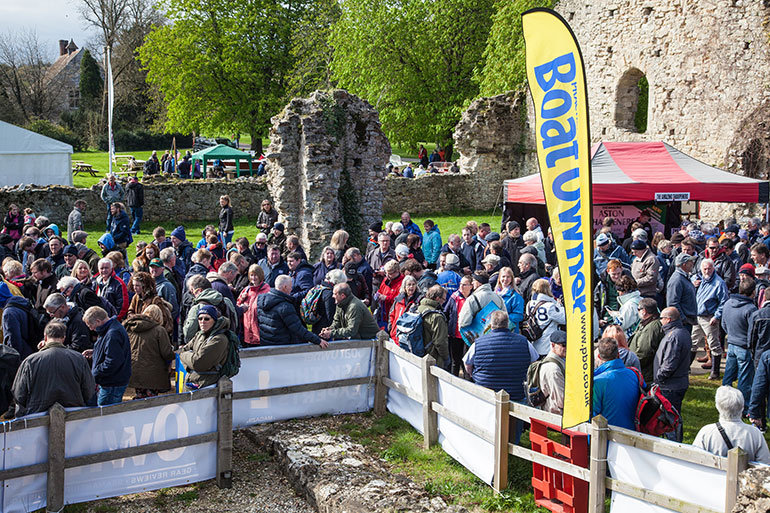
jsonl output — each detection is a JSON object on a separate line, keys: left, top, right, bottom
{"left": 693, "top": 258, "right": 730, "bottom": 379}
{"left": 2, "top": 292, "right": 36, "bottom": 360}
{"left": 594, "top": 232, "right": 630, "bottom": 276}
{"left": 722, "top": 279, "right": 758, "bottom": 414}
{"left": 400, "top": 212, "right": 423, "bottom": 241}
{"left": 667, "top": 253, "right": 698, "bottom": 336}
{"left": 83, "top": 306, "right": 131, "bottom": 406}
{"left": 422, "top": 220, "right": 442, "bottom": 270}
{"left": 257, "top": 275, "right": 329, "bottom": 347}
{"left": 593, "top": 336, "right": 640, "bottom": 430}
{"left": 287, "top": 252, "right": 315, "bottom": 303}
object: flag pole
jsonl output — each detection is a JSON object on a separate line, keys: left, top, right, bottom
{"left": 106, "top": 46, "right": 114, "bottom": 176}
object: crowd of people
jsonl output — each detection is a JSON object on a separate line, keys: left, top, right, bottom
{"left": 0, "top": 194, "right": 769, "bottom": 462}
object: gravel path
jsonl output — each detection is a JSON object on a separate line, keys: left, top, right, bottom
{"left": 66, "top": 430, "right": 313, "bottom": 513}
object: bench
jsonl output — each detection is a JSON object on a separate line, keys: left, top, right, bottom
{"left": 72, "top": 162, "right": 97, "bottom": 177}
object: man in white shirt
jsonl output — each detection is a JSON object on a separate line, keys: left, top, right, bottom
{"left": 693, "top": 386, "right": 770, "bottom": 464}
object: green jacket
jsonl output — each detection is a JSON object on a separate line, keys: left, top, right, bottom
{"left": 179, "top": 317, "right": 230, "bottom": 389}
{"left": 330, "top": 294, "right": 380, "bottom": 340}
{"left": 417, "top": 297, "right": 449, "bottom": 364}
{"left": 628, "top": 316, "right": 664, "bottom": 384}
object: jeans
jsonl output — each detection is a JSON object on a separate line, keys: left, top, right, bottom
{"left": 130, "top": 206, "right": 143, "bottom": 234}
{"left": 220, "top": 230, "right": 234, "bottom": 246}
{"left": 723, "top": 344, "right": 754, "bottom": 414}
{"left": 105, "top": 205, "right": 113, "bottom": 230}
{"left": 97, "top": 385, "right": 127, "bottom": 406}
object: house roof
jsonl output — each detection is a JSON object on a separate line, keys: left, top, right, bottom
{"left": 44, "top": 44, "right": 82, "bottom": 85}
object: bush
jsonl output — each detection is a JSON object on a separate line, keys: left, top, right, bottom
{"left": 97, "top": 129, "right": 193, "bottom": 151}
{"left": 26, "top": 119, "right": 85, "bottom": 151}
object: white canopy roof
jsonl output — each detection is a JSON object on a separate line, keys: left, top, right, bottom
{"left": 0, "top": 120, "right": 73, "bottom": 155}
{"left": 0, "top": 120, "right": 73, "bottom": 186}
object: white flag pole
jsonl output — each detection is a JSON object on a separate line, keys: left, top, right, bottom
{"left": 107, "top": 46, "right": 114, "bottom": 176}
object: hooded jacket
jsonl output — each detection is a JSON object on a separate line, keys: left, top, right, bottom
{"left": 183, "top": 288, "right": 237, "bottom": 343}
{"left": 418, "top": 297, "right": 449, "bottom": 364}
{"left": 62, "top": 305, "right": 92, "bottom": 353}
{"left": 125, "top": 314, "right": 174, "bottom": 390}
{"left": 667, "top": 268, "right": 698, "bottom": 323}
{"left": 423, "top": 225, "right": 442, "bottom": 265}
{"left": 125, "top": 180, "right": 144, "bottom": 207}
{"left": 98, "top": 232, "right": 116, "bottom": 253}
{"left": 110, "top": 210, "right": 132, "bottom": 246}
{"left": 290, "top": 261, "right": 315, "bottom": 301}
{"left": 593, "top": 358, "right": 640, "bottom": 430}
{"left": 458, "top": 283, "right": 506, "bottom": 332}
{"left": 2, "top": 296, "right": 36, "bottom": 360}
{"left": 179, "top": 317, "right": 230, "bottom": 389}
{"left": 628, "top": 316, "right": 664, "bottom": 384}
{"left": 256, "top": 289, "right": 322, "bottom": 346}
{"left": 721, "top": 294, "right": 758, "bottom": 349}
{"left": 92, "top": 317, "right": 131, "bottom": 387}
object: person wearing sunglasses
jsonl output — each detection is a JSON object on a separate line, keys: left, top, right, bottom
{"left": 178, "top": 305, "right": 230, "bottom": 390}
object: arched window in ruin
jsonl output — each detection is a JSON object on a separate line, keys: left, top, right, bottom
{"left": 741, "top": 138, "right": 768, "bottom": 180}
{"left": 614, "top": 68, "right": 648, "bottom": 133}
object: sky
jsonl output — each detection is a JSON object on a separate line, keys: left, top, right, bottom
{"left": 0, "top": 0, "right": 98, "bottom": 61}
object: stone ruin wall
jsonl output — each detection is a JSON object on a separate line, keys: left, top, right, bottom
{"left": 550, "top": 0, "right": 770, "bottom": 221}
{"left": 266, "top": 90, "right": 390, "bottom": 259}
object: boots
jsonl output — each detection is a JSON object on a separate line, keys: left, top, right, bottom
{"left": 697, "top": 345, "right": 711, "bottom": 363}
{"left": 690, "top": 351, "right": 698, "bottom": 365}
{"left": 708, "top": 355, "right": 722, "bottom": 380}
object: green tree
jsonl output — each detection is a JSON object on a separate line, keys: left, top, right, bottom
{"left": 79, "top": 49, "right": 102, "bottom": 112}
{"left": 475, "top": 0, "right": 553, "bottom": 97}
{"left": 329, "top": 0, "right": 496, "bottom": 160}
{"left": 287, "top": 0, "right": 339, "bottom": 98}
{"left": 139, "top": 0, "right": 313, "bottom": 154}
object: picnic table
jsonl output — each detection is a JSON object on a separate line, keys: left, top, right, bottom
{"left": 72, "top": 161, "right": 97, "bottom": 177}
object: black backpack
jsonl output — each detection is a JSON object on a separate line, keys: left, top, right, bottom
{"left": 521, "top": 300, "right": 547, "bottom": 342}
{"left": 526, "top": 354, "right": 564, "bottom": 407}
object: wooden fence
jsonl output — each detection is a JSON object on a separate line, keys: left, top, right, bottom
{"left": 376, "top": 339, "right": 751, "bottom": 513}
{"left": 0, "top": 338, "right": 754, "bottom": 513}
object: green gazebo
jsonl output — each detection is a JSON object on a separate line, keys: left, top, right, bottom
{"left": 190, "top": 144, "right": 253, "bottom": 178}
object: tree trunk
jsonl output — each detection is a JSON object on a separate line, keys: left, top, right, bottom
{"left": 251, "top": 133, "right": 263, "bottom": 156}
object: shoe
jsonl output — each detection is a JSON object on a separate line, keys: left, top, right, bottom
{"left": 696, "top": 355, "right": 709, "bottom": 363}
{"left": 700, "top": 361, "right": 712, "bottom": 369}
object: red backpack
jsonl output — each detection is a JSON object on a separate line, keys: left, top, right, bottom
{"left": 629, "top": 367, "right": 681, "bottom": 436}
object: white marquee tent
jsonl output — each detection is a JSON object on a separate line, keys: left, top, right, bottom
{"left": 0, "top": 120, "right": 73, "bottom": 187}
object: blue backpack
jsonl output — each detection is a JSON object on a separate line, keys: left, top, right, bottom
{"left": 396, "top": 309, "right": 443, "bottom": 357}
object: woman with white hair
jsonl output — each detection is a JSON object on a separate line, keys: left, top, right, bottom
{"left": 693, "top": 386, "right": 770, "bottom": 463}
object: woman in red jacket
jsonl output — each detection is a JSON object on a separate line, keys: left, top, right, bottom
{"left": 388, "top": 275, "right": 422, "bottom": 345}
{"left": 237, "top": 264, "right": 270, "bottom": 346}
{"left": 375, "top": 260, "right": 403, "bottom": 328}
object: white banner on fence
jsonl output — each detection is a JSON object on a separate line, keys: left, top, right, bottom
{"left": 385, "top": 351, "right": 423, "bottom": 433}
{"left": 3, "top": 415, "right": 48, "bottom": 513}
{"left": 231, "top": 343, "right": 375, "bottom": 428}
{"left": 435, "top": 379, "right": 496, "bottom": 485}
{"left": 61, "top": 397, "right": 217, "bottom": 505}
{"left": 607, "top": 441, "right": 726, "bottom": 513}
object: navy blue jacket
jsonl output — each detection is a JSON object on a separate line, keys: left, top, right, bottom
{"left": 356, "top": 259, "right": 374, "bottom": 295}
{"left": 467, "top": 328, "right": 531, "bottom": 400}
{"left": 721, "top": 294, "right": 757, "bottom": 349}
{"left": 290, "top": 261, "right": 315, "bottom": 301}
{"left": 92, "top": 317, "right": 131, "bottom": 387}
{"left": 256, "top": 289, "right": 322, "bottom": 346}
{"left": 666, "top": 269, "right": 697, "bottom": 322}
{"left": 313, "top": 261, "right": 340, "bottom": 286}
{"left": 109, "top": 211, "right": 132, "bottom": 246}
{"left": 440, "top": 244, "right": 471, "bottom": 271}
{"left": 175, "top": 240, "right": 194, "bottom": 276}
{"left": 258, "top": 258, "right": 290, "bottom": 288}
{"left": 2, "top": 296, "right": 36, "bottom": 360}
{"left": 654, "top": 318, "right": 691, "bottom": 391}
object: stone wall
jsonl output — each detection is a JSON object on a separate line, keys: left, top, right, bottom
{"left": 384, "top": 173, "right": 477, "bottom": 214}
{"left": 0, "top": 177, "right": 270, "bottom": 227}
{"left": 266, "top": 90, "right": 390, "bottom": 259}
{"left": 552, "top": 0, "right": 770, "bottom": 175}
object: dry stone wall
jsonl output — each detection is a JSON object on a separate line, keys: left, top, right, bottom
{"left": 0, "top": 177, "right": 270, "bottom": 227}
{"left": 266, "top": 90, "right": 390, "bottom": 259}
{"left": 552, "top": 0, "right": 770, "bottom": 175}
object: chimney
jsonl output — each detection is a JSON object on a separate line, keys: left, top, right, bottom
{"left": 66, "top": 39, "right": 78, "bottom": 55}
{"left": 59, "top": 40, "right": 67, "bottom": 56}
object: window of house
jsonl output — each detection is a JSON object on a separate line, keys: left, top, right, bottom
{"left": 68, "top": 89, "right": 79, "bottom": 110}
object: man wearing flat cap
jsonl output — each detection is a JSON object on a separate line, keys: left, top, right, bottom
{"left": 630, "top": 238, "right": 660, "bottom": 299}
{"left": 667, "top": 253, "right": 698, "bottom": 337}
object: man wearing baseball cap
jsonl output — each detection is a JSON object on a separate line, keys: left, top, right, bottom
{"left": 667, "top": 253, "right": 698, "bottom": 338}
{"left": 538, "top": 330, "right": 567, "bottom": 415}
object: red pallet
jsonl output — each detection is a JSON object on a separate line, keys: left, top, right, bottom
{"left": 529, "top": 419, "right": 589, "bottom": 513}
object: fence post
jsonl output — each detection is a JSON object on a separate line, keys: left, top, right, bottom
{"left": 373, "top": 339, "right": 389, "bottom": 416}
{"left": 421, "top": 354, "right": 438, "bottom": 449}
{"left": 588, "top": 415, "right": 608, "bottom": 513}
{"left": 216, "top": 377, "right": 233, "bottom": 489}
{"left": 726, "top": 447, "right": 748, "bottom": 513}
{"left": 47, "top": 403, "right": 66, "bottom": 513}
{"left": 493, "top": 390, "right": 510, "bottom": 493}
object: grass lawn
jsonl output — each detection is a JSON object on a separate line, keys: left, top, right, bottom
{"left": 383, "top": 209, "right": 503, "bottom": 238}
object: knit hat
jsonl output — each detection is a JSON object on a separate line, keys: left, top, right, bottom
{"left": 273, "top": 222, "right": 285, "bottom": 232}
{"left": 171, "top": 226, "right": 187, "bottom": 241}
{"left": 63, "top": 244, "right": 79, "bottom": 257}
{"left": 550, "top": 330, "right": 567, "bottom": 345}
{"left": 596, "top": 233, "right": 611, "bottom": 246}
{"left": 739, "top": 263, "right": 756, "bottom": 278}
{"left": 726, "top": 224, "right": 741, "bottom": 234}
{"left": 630, "top": 239, "right": 647, "bottom": 250}
{"left": 506, "top": 221, "right": 520, "bottom": 232}
{"left": 689, "top": 230, "right": 705, "bottom": 243}
{"left": 0, "top": 282, "right": 11, "bottom": 308}
{"left": 369, "top": 221, "right": 383, "bottom": 232}
{"left": 0, "top": 234, "right": 12, "bottom": 245}
{"left": 344, "top": 261, "right": 358, "bottom": 277}
{"left": 198, "top": 304, "right": 219, "bottom": 320}
{"left": 738, "top": 229, "right": 749, "bottom": 240}
{"left": 149, "top": 258, "right": 163, "bottom": 268}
